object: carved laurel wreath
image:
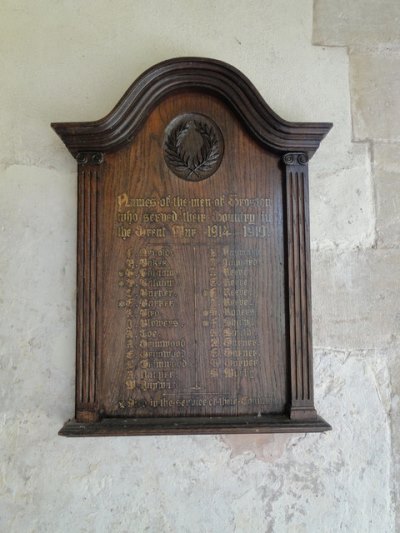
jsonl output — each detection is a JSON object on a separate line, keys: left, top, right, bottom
{"left": 164, "top": 115, "right": 223, "bottom": 181}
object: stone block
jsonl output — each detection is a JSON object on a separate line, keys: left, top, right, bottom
{"left": 312, "top": 249, "right": 400, "bottom": 349}
{"left": 350, "top": 52, "right": 400, "bottom": 142}
{"left": 373, "top": 143, "right": 400, "bottom": 247}
{"left": 0, "top": 164, "right": 76, "bottom": 418}
{"left": 314, "top": 0, "right": 400, "bottom": 47}
{"left": 389, "top": 346, "right": 400, "bottom": 532}
{"left": 310, "top": 143, "right": 375, "bottom": 250}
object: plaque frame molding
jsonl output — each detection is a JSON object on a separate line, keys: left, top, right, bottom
{"left": 53, "top": 58, "right": 332, "bottom": 436}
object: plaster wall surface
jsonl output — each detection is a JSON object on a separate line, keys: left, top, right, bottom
{"left": 0, "top": 1, "right": 398, "bottom": 532}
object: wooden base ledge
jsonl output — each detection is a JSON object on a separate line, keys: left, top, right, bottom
{"left": 59, "top": 415, "right": 331, "bottom": 437}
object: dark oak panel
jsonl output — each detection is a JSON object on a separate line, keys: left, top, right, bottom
{"left": 53, "top": 58, "right": 332, "bottom": 436}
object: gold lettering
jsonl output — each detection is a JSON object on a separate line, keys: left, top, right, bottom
{"left": 117, "top": 195, "right": 157, "bottom": 208}
{"left": 135, "top": 226, "right": 166, "bottom": 238}
{"left": 172, "top": 225, "right": 197, "bottom": 238}
{"left": 182, "top": 211, "right": 206, "bottom": 223}
{"left": 172, "top": 195, "right": 187, "bottom": 207}
{"left": 227, "top": 196, "right": 271, "bottom": 208}
{"left": 243, "top": 225, "right": 270, "bottom": 238}
{"left": 117, "top": 211, "right": 138, "bottom": 223}
{"left": 215, "top": 212, "right": 256, "bottom": 224}
{"left": 141, "top": 381, "right": 174, "bottom": 391}
{"left": 190, "top": 198, "right": 211, "bottom": 207}
{"left": 117, "top": 226, "right": 132, "bottom": 239}
{"left": 141, "top": 370, "right": 174, "bottom": 380}
{"left": 142, "top": 211, "right": 178, "bottom": 223}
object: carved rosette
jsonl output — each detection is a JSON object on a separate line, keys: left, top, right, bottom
{"left": 76, "top": 151, "right": 104, "bottom": 165}
{"left": 164, "top": 114, "right": 224, "bottom": 181}
{"left": 282, "top": 152, "right": 317, "bottom": 421}
{"left": 283, "top": 153, "right": 308, "bottom": 166}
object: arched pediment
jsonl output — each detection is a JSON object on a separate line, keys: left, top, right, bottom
{"left": 52, "top": 57, "right": 332, "bottom": 159}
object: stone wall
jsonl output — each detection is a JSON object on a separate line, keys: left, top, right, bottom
{"left": 0, "top": 1, "right": 398, "bottom": 531}
{"left": 314, "top": 3, "right": 400, "bottom": 531}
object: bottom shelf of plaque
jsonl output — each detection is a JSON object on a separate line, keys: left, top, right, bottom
{"left": 59, "top": 414, "right": 331, "bottom": 437}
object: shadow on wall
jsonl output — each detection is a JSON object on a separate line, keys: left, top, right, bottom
{"left": 220, "top": 434, "right": 291, "bottom": 462}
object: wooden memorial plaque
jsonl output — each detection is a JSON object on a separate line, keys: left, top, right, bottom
{"left": 54, "top": 58, "right": 332, "bottom": 436}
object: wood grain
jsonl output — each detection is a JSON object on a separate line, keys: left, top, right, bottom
{"left": 53, "top": 58, "right": 332, "bottom": 436}
{"left": 51, "top": 57, "right": 332, "bottom": 159}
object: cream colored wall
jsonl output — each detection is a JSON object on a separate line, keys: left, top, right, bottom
{"left": 0, "top": 1, "right": 398, "bottom": 531}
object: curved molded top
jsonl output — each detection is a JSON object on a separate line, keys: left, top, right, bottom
{"left": 51, "top": 57, "right": 332, "bottom": 159}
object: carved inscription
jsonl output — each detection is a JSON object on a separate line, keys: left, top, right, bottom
{"left": 118, "top": 246, "right": 184, "bottom": 397}
{"left": 115, "top": 191, "right": 279, "bottom": 415}
{"left": 116, "top": 193, "right": 272, "bottom": 242}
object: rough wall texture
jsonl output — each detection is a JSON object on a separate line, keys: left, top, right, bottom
{"left": 0, "top": 1, "right": 398, "bottom": 532}
{"left": 313, "top": 3, "right": 400, "bottom": 532}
